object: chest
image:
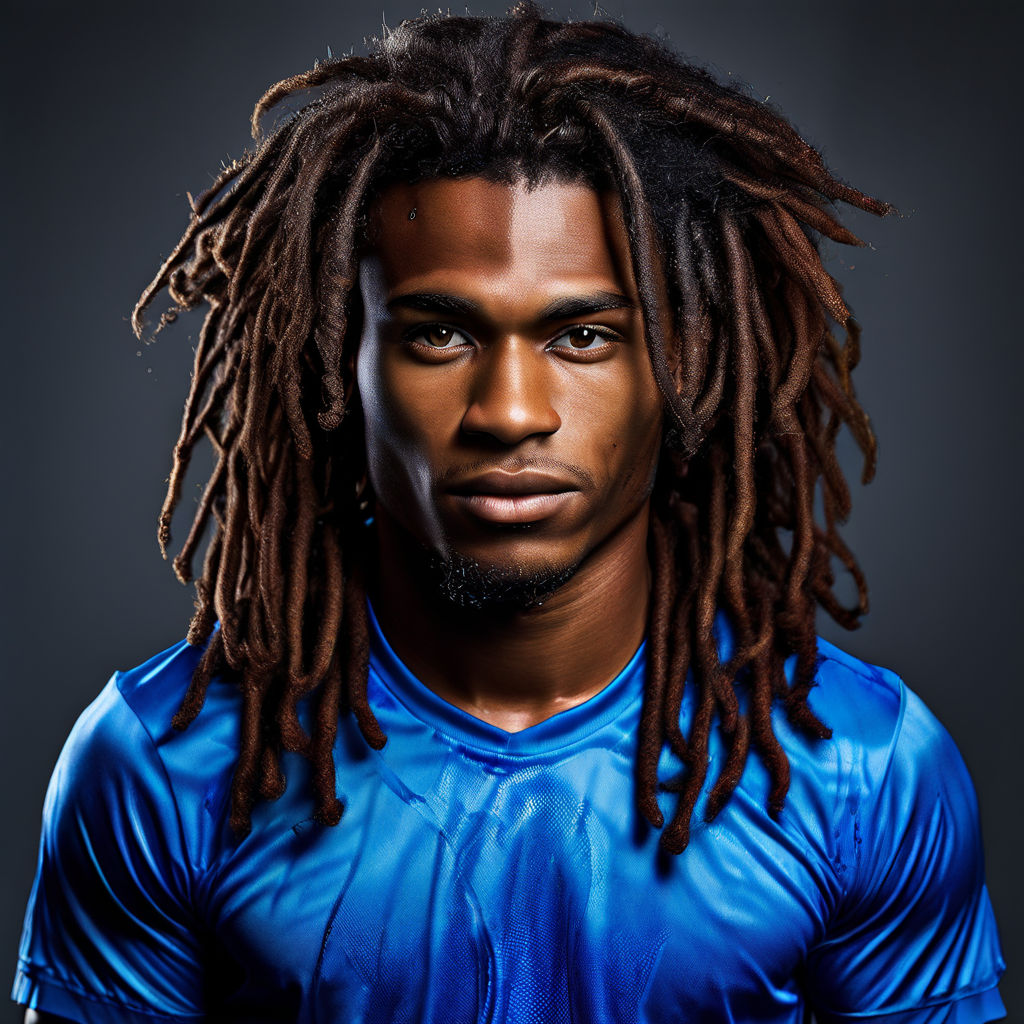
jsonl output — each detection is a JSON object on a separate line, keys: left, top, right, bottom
{"left": 202, "top": 746, "right": 836, "bottom": 1023}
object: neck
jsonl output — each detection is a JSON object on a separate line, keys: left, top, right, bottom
{"left": 368, "top": 507, "right": 653, "bottom": 733}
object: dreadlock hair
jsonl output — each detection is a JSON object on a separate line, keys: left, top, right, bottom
{"left": 133, "top": 1, "right": 891, "bottom": 853}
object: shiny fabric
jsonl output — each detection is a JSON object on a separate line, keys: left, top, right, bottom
{"left": 14, "top": 605, "right": 1006, "bottom": 1023}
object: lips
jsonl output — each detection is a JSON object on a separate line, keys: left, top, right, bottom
{"left": 447, "top": 469, "right": 580, "bottom": 496}
{"left": 445, "top": 469, "right": 581, "bottom": 524}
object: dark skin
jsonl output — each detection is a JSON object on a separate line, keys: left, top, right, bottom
{"left": 358, "top": 175, "right": 665, "bottom": 730}
{"left": 24, "top": 176, "right": 665, "bottom": 1022}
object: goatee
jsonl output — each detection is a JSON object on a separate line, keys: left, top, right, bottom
{"left": 425, "top": 547, "right": 579, "bottom": 611}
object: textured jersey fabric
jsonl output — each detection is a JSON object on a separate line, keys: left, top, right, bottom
{"left": 13, "top": 604, "right": 1006, "bottom": 1023}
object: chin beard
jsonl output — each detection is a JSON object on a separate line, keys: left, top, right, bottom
{"left": 425, "top": 547, "right": 580, "bottom": 612}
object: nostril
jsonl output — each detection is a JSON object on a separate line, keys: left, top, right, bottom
{"left": 460, "top": 400, "right": 561, "bottom": 445}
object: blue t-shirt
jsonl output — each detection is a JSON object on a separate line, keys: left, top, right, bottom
{"left": 13, "top": 605, "right": 1006, "bottom": 1023}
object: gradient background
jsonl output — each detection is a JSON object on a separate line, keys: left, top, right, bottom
{"left": 2, "top": 1, "right": 1019, "bottom": 1020}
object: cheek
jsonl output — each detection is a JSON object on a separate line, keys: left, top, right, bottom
{"left": 584, "top": 363, "right": 664, "bottom": 500}
{"left": 611, "top": 415, "right": 663, "bottom": 502}
{"left": 628, "top": 357, "right": 665, "bottom": 468}
{"left": 355, "top": 340, "right": 459, "bottom": 504}
{"left": 356, "top": 338, "right": 416, "bottom": 502}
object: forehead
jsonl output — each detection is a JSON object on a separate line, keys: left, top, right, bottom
{"left": 362, "top": 176, "right": 636, "bottom": 296}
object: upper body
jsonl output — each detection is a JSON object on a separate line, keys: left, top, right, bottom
{"left": 13, "top": 605, "right": 1006, "bottom": 1023}
{"left": 12, "top": 5, "right": 1008, "bottom": 1022}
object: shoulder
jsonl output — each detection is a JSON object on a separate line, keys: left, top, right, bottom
{"left": 806, "top": 635, "right": 905, "bottom": 742}
{"left": 108, "top": 631, "right": 213, "bottom": 738}
{"left": 790, "top": 635, "right": 988, "bottom": 902}
{"left": 53, "top": 636, "right": 197, "bottom": 794}
{"left": 47, "top": 632, "right": 244, "bottom": 868}
{"left": 752, "top": 633, "right": 988, "bottom": 900}
{"left": 16, "top": 637, "right": 228, "bottom": 1022}
{"left": 711, "top": 612, "right": 943, "bottom": 779}
{"left": 62, "top": 631, "right": 235, "bottom": 775}
{"left": 798, "top": 635, "right": 959, "bottom": 789}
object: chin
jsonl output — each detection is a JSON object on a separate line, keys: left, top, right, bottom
{"left": 426, "top": 545, "right": 582, "bottom": 612}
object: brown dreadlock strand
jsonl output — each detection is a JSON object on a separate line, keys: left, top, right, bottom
{"left": 133, "top": 2, "right": 891, "bottom": 849}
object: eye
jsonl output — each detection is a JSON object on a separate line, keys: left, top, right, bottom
{"left": 547, "top": 325, "right": 619, "bottom": 355}
{"left": 406, "top": 324, "right": 472, "bottom": 349}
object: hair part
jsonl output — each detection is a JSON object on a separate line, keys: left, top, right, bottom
{"left": 134, "top": 1, "right": 890, "bottom": 851}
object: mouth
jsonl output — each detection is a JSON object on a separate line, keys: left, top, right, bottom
{"left": 445, "top": 469, "right": 581, "bottom": 525}
{"left": 449, "top": 491, "right": 577, "bottom": 524}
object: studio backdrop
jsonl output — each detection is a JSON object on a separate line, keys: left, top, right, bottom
{"left": 2, "top": 2, "right": 1019, "bottom": 1020}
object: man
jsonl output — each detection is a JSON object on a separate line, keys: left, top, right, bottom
{"left": 12, "top": 4, "right": 1006, "bottom": 1022}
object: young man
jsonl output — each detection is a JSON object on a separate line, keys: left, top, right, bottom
{"left": 13, "top": 4, "right": 1006, "bottom": 1022}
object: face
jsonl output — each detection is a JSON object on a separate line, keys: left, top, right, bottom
{"left": 356, "top": 175, "right": 664, "bottom": 602}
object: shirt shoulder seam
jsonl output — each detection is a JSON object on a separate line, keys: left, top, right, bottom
{"left": 111, "top": 670, "right": 209, "bottom": 911}
{"left": 813, "top": 650, "right": 909, "bottom": 913}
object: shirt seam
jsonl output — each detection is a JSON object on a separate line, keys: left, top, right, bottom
{"left": 112, "top": 669, "right": 210, "bottom": 922}
{"left": 810, "top": 651, "right": 850, "bottom": 908}
{"left": 813, "top": 975, "right": 1004, "bottom": 1019}
{"left": 817, "top": 652, "right": 909, "bottom": 918}
{"left": 452, "top": 691, "right": 646, "bottom": 761}
{"left": 16, "top": 958, "right": 206, "bottom": 1021}
{"left": 368, "top": 662, "right": 644, "bottom": 761}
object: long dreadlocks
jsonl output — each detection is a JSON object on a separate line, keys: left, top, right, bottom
{"left": 132, "top": 2, "right": 891, "bottom": 854}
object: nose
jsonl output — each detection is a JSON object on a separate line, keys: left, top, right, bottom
{"left": 460, "top": 338, "right": 561, "bottom": 445}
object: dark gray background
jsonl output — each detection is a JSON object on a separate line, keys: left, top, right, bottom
{"left": 3, "top": 1, "right": 1019, "bottom": 1019}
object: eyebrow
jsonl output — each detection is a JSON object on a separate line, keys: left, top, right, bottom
{"left": 385, "top": 289, "right": 636, "bottom": 321}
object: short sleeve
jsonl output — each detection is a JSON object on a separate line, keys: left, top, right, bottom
{"left": 805, "top": 675, "right": 1006, "bottom": 1022}
{"left": 12, "top": 674, "right": 208, "bottom": 1023}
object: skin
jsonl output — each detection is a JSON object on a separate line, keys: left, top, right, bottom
{"left": 359, "top": 175, "right": 665, "bottom": 731}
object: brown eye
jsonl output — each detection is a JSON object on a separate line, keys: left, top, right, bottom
{"left": 425, "top": 325, "right": 454, "bottom": 347}
{"left": 408, "top": 325, "right": 470, "bottom": 348}
{"left": 567, "top": 327, "right": 599, "bottom": 348}
{"left": 549, "top": 326, "right": 615, "bottom": 352}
